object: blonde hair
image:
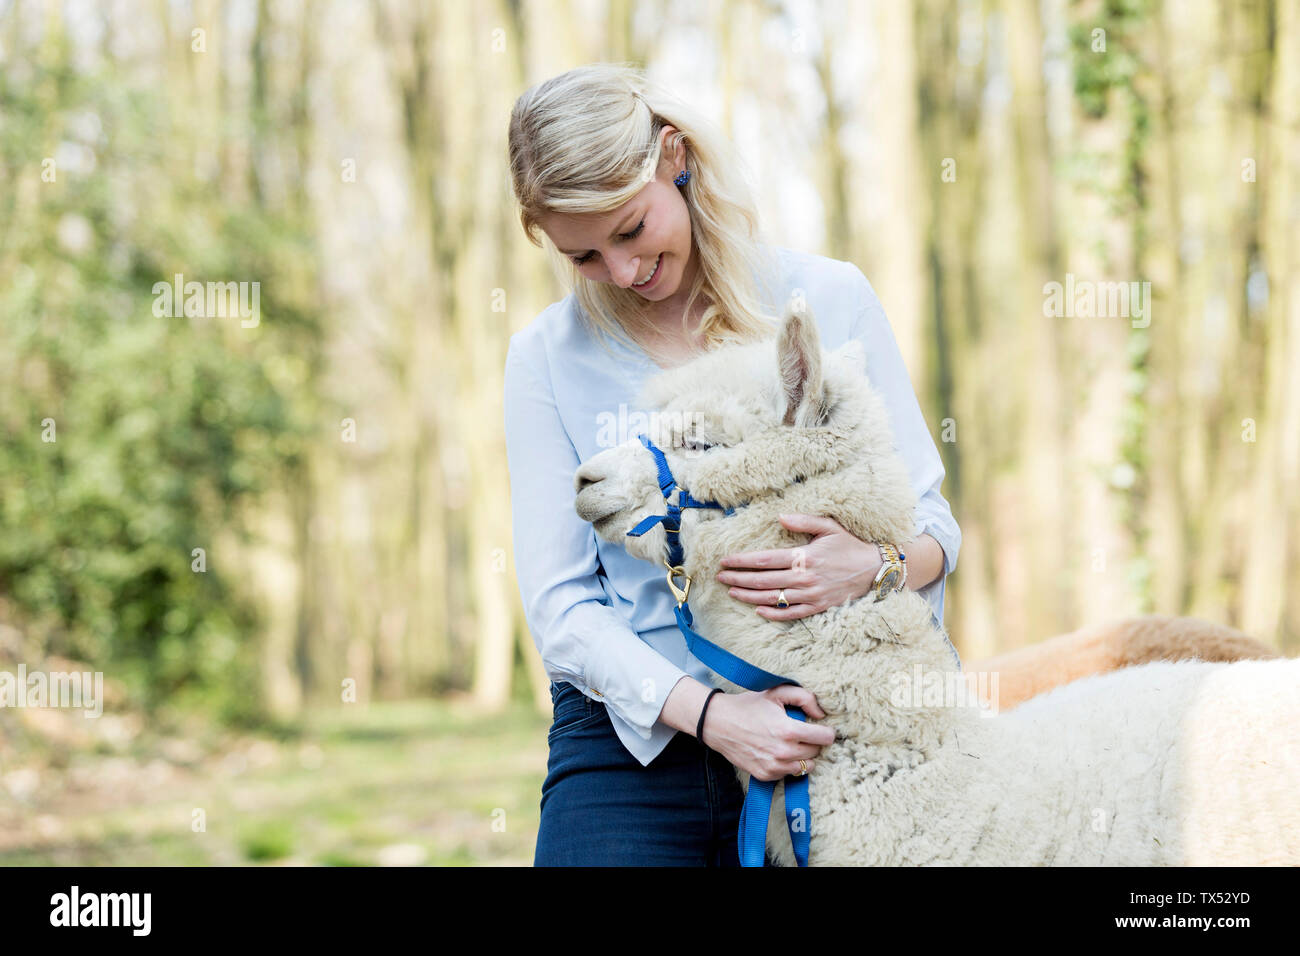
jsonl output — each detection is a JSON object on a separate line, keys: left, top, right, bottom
{"left": 507, "top": 62, "right": 781, "bottom": 359}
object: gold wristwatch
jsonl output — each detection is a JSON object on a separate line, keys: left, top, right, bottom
{"left": 870, "top": 543, "right": 907, "bottom": 601}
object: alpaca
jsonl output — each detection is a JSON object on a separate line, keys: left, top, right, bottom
{"left": 573, "top": 301, "right": 1300, "bottom": 866}
{"left": 969, "top": 615, "right": 1283, "bottom": 711}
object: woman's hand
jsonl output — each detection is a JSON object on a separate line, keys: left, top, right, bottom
{"left": 701, "top": 685, "right": 836, "bottom": 782}
{"left": 715, "top": 513, "right": 880, "bottom": 620}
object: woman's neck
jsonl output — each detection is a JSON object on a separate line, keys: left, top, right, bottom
{"left": 634, "top": 300, "right": 709, "bottom": 368}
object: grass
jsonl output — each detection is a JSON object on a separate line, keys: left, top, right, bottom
{"left": 0, "top": 696, "right": 551, "bottom": 866}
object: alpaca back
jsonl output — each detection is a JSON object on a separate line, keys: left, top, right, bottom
{"left": 1008, "top": 656, "right": 1300, "bottom": 864}
{"left": 1171, "top": 657, "right": 1300, "bottom": 864}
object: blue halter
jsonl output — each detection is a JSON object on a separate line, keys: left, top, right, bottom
{"left": 624, "top": 432, "right": 812, "bottom": 867}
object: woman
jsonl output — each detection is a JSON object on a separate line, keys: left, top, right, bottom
{"left": 504, "top": 64, "right": 961, "bottom": 866}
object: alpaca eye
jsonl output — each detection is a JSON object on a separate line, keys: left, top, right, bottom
{"left": 683, "top": 438, "right": 714, "bottom": 452}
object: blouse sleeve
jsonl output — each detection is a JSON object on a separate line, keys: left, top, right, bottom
{"left": 503, "top": 336, "right": 692, "bottom": 751}
{"left": 847, "top": 266, "right": 962, "bottom": 634}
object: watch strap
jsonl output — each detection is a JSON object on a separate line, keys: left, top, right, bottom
{"left": 871, "top": 543, "right": 907, "bottom": 599}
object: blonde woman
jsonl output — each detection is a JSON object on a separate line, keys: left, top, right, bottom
{"left": 504, "top": 64, "right": 961, "bottom": 866}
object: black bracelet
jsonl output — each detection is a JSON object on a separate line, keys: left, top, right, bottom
{"left": 696, "top": 688, "right": 723, "bottom": 748}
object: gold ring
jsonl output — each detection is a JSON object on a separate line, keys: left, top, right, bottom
{"left": 776, "top": 589, "right": 789, "bottom": 608}
{"left": 798, "top": 759, "right": 808, "bottom": 776}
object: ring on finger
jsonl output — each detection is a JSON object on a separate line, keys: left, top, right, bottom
{"left": 797, "top": 759, "right": 808, "bottom": 776}
{"left": 775, "top": 588, "right": 790, "bottom": 608}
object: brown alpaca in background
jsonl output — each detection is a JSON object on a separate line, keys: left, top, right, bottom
{"left": 968, "top": 615, "right": 1283, "bottom": 711}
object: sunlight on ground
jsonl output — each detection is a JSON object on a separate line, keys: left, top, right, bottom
{"left": 0, "top": 699, "right": 550, "bottom": 866}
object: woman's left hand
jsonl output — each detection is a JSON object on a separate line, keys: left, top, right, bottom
{"left": 715, "top": 513, "right": 881, "bottom": 620}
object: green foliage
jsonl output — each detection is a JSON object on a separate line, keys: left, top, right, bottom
{"left": 316, "top": 850, "right": 370, "bottom": 867}
{"left": 0, "top": 58, "right": 324, "bottom": 724}
{"left": 239, "top": 821, "right": 297, "bottom": 862}
{"left": 1068, "top": 0, "right": 1149, "bottom": 119}
{"left": 1068, "top": 0, "right": 1155, "bottom": 612}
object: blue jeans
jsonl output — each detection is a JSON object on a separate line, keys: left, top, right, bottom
{"left": 533, "top": 680, "right": 747, "bottom": 866}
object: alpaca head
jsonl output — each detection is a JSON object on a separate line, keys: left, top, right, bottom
{"left": 576, "top": 301, "right": 962, "bottom": 743}
{"left": 574, "top": 299, "right": 915, "bottom": 566}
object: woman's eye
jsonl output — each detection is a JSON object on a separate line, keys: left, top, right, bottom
{"left": 570, "top": 219, "right": 645, "bottom": 266}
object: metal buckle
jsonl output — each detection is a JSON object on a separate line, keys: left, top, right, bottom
{"left": 664, "top": 561, "right": 691, "bottom": 606}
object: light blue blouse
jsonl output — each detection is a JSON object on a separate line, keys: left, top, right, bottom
{"left": 503, "top": 244, "right": 961, "bottom": 767}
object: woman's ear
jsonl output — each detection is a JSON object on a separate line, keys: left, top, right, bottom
{"left": 659, "top": 125, "right": 685, "bottom": 179}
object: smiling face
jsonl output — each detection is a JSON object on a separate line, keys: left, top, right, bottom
{"left": 574, "top": 303, "right": 885, "bottom": 568}
{"left": 538, "top": 125, "right": 698, "bottom": 305}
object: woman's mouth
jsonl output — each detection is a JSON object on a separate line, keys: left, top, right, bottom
{"left": 632, "top": 253, "right": 663, "bottom": 290}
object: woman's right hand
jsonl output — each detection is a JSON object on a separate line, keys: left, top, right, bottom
{"left": 702, "top": 685, "right": 836, "bottom": 782}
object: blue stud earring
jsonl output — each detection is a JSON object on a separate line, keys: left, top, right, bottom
{"left": 674, "top": 169, "right": 691, "bottom": 187}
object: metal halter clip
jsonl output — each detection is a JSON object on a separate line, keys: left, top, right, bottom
{"left": 664, "top": 561, "right": 691, "bottom": 606}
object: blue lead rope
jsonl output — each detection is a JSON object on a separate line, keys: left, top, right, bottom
{"left": 673, "top": 602, "right": 811, "bottom": 867}
{"left": 624, "top": 432, "right": 812, "bottom": 867}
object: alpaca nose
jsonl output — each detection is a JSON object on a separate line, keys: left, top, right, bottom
{"left": 574, "top": 461, "right": 605, "bottom": 493}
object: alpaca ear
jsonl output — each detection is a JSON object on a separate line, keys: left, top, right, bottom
{"left": 777, "top": 299, "right": 829, "bottom": 427}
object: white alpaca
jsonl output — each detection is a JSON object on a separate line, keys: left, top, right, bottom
{"left": 573, "top": 302, "right": 1300, "bottom": 866}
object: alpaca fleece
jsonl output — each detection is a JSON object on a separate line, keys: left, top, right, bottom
{"left": 572, "top": 301, "right": 1299, "bottom": 866}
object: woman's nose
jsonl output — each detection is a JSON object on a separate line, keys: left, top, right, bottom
{"left": 608, "top": 255, "right": 641, "bottom": 288}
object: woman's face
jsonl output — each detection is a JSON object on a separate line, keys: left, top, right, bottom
{"left": 539, "top": 125, "right": 696, "bottom": 305}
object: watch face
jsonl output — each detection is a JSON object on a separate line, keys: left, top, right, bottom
{"left": 880, "top": 568, "right": 901, "bottom": 592}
